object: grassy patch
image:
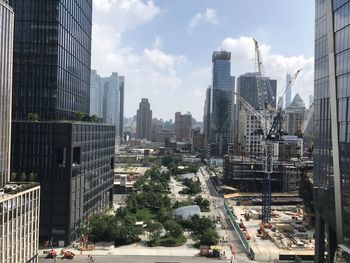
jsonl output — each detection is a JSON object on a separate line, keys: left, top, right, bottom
{"left": 133, "top": 208, "right": 157, "bottom": 221}
{"left": 150, "top": 234, "right": 187, "bottom": 247}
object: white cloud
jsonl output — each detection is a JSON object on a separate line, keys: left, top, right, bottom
{"left": 92, "top": 1, "right": 188, "bottom": 119}
{"left": 221, "top": 36, "right": 314, "bottom": 107}
{"left": 188, "top": 8, "right": 218, "bottom": 33}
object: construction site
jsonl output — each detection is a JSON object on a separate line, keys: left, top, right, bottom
{"left": 220, "top": 39, "right": 315, "bottom": 261}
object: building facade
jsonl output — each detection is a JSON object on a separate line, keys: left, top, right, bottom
{"left": 90, "top": 70, "right": 103, "bottom": 119}
{"left": 119, "top": 76, "right": 125, "bottom": 142}
{"left": 284, "top": 94, "right": 306, "bottom": 135}
{"left": 9, "top": 0, "right": 93, "bottom": 121}
{"left": 0, "top": 0, "right": 13, "bottom": 187}
{"left": 208, "top": 51, "right": 235, "bottom": 157}
{"left": 314, "top": 0, "right": 350, "bottom": 260}
{"left": 237, "top": 72, "right": 277, "bottom": 110}
{"left": 136, "top": 98, "right": 152, "bottom": 141}
{"left": 175, "top": 112, "right": 192, "bottom": 142}
{"left": 285, "top": 73, "right": 292, "bottom": 109}
{"left": 9, "top": 0, "right": 116, "bottom": 246}
{"left": 0, "top": 184, "right": 40, "bottom": 263}
{"left": 11, "top": 122, "right": 115, "bottom": 245}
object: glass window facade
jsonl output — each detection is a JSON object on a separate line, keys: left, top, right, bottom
{"left": 314, "top": 0, "right": 350, "bottom": 248}
{"left": 9, "top": 0, "right": 92, "bottom": 121}
{"left": 209, "top": 51, "right": 234, "bottom": 157}
{"left": 0, "top": 1, "right": 14, "bottom": 187}
{"left": 11, "top": 122, "right": 115, "bottom": 244}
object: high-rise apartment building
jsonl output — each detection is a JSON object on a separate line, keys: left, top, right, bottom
{"left": 9, "top": 0, "right": 116, "bottom": 245}
{"left": 0, "top": 2, "right": 40, "bottom": 263}
{"left": 175, "top": 112, "right": 192, "bottom": 142}
{"left": 208, "top": 51, "right": 235, "bottom": 157}
{"left": 285, "top": 73, "right": 292, "bottom": 108}
{"left": 90, "top": 70, "right": 124, "bottom": 141}
{"left": 136, "top": 98, "right": 152, "bottom": 141}
{"left": 314, "top": 0, "right": 350, "bottom": 261}
{"left": 203, "top": 87, "right": 211, "bottom": 155}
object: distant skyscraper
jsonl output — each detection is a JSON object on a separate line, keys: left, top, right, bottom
{"left": 278, "top": 96, "right": 284, "bottom": 109}
{"left": 119, "top": 76, "right": 125, "bottom": 141}
{"left": 208, "top": 51, "right": 235, "bottom": 157}
{"left": 309, "top": 94, "right": 314, "bottom": 106}
{"left": 0, "top": 0, "right": 13, "bottom": 187}
{"left": 203, "top": 87, "right": 211, "bottom": 153}
{"left": 285, "top": 73, "right": 292, "bottom": 108}
{"left": 175, "top": 112, "right": 192, "bottom": 142}
{"left": 237, "top": 72, "right": 277, "bottom": 110}
{"left": 90, "top": 70, "right": 104, "bottom": 118}
{"left": 314, "top": 0, "right": 350, "bottom": 261}
{"left": 284, "top": 94, "right": 306, "bottom": 135}
{"left": 102, "top": 73, "right": 120, "bottom": 136}
{"left": 136, "top": 98, "right": 152, "bottom": 141}
{"left": 10, "top": 0, "right": 115, "bottom": 245}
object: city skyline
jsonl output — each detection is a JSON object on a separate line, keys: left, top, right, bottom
{"left": 92, "top": 0, "right": 314, "bottom": 120}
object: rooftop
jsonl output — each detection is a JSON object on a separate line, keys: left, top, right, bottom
{"left": 0, "top": 182, "right": 39, "bottom": 200}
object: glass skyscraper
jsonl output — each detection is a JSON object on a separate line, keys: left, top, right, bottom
{"left": 9, "top": 0, "right": 92, "bottom": 121}
{"left": 314, "top": 0, "right": 350, "bottom": 261}
{"left": 9, "top": 0, "right": 116, "bottom": 245}
{"left": 208, "top": 51, "right": 235, "bottom": 157}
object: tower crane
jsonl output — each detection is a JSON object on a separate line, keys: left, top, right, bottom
{"left": 252, "top": 39, "right": 302, "bottom": 224}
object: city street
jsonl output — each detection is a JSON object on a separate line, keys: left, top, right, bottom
{"left": 39, "top": 255, "right": 254, "bottom": 263}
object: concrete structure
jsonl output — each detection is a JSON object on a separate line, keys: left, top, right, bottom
{"left": 314, "top": 0, "right": 350, "bottom": 260}
{"left": 285, "top": 73, "right": 292, "bottom": 108}
{"left": 203, "top": 87, "right": 211, "bottom": 155}
{"left": 0, "top": 0, "right": 13, "bottom": 187}
{"left": 208, "top": 51, "right": 235, "bottom": 157}
{"left": 284, "top": 94, "right": 306, "bottom": 135}
{"left": 136, "top": 98, "right": 152, "bottom": 141}
{"left": 0, "top": 183, "right": 40, "bottom": 263}
{"left": 175, "top": 112, "right": 192, "bottom": 142}
{"left": 152, "top": 118, "right": 163, "bottom": 142}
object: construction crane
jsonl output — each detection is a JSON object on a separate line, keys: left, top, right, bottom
{"left": 253, "top": 39, "right": 302, "bottom": 224}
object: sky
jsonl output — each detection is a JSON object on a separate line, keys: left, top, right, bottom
{"left": 91, "top": 0, "right": 315, "bottom": 121}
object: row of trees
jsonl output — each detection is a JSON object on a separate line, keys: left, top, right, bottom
{"left": 162, "top": 155, "right": 199, "bottom": 175}
{"left": 173, "top": 195, "right": 210, "bottom": 212}
{"left": 10, "top": 172, "right": 37, "bottom": 182}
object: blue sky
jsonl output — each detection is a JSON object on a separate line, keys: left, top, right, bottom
{"left": 92, "top": 0, "right": 315, "bottom": 120}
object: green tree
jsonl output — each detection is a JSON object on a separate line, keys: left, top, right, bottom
{"left": 20, "top": 172, "right": 26, "bottom": 182}
{"left": 147, "top": 221, "right": 163, "bottom": 240}
{"left": 197, "top": 228, "right": 219, "bottom": 245}
{"left": 194, "top": 196, "right": 210, "bottom": 212}
{"left": 163, "top": 220, "right": 183, "bottom": 238}
{"left": 90, "top": 115, "right": 98, "bottom": 122}
{"left": 28, "top": 113, "right": 39, "bottom": 121}
{"left": 10, "top": 172, "right": 17, "bottom": 182}
{"left": 88, "top": 214, "right": 118, "bottom": 242}
{"left": 74, "top": 111, "right": 85, "bottom": 121}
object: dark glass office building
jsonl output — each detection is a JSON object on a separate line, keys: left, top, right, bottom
{"left": 11, "top": 121, "right": 115, "bottom": 245}
{"left": 9, "top": 0, "right": 92, "bottom": 121}
{"left": 9, "top": 0, "right": 116, "bottom": 245}
{"left": 237, "top": 72, "right": 277, "bottom": 110}
{"left": 314, "top": 0, "right": 350, "bottom": 260}
{"left": 208, "top": 51, "right": 235, "bottom": 157}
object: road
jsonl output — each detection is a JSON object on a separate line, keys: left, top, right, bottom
{"left": 197, "top": 166, "right": 247, "bottom": 260}
{"left": 39, "top": 255, "right": 255, "bottom": 263}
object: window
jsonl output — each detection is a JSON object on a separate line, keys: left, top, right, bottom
{"left": 73, "top": 147, "right": 81, "bottom": 165}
